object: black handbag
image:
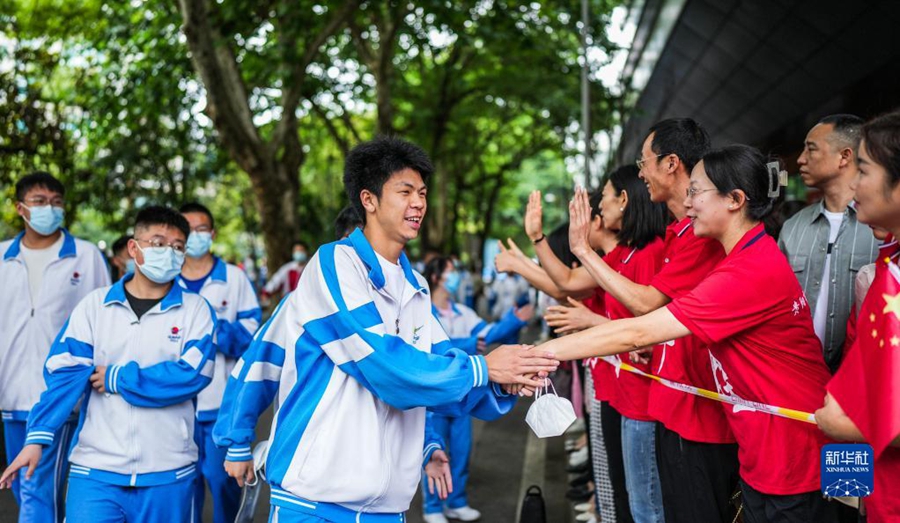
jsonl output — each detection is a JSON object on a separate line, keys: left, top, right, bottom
{"left": 519, "top": 485, "right": 547, "bottom": 523}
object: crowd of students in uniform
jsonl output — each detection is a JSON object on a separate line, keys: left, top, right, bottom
{"left": 0, "top": 109, "right": 897, "bottom": 523}
{"left": 0, "top": 138, "right": 550, "bottom": 523}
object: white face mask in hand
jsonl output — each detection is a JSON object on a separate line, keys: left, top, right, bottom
{"left": 525, "top": 380, "right": 576, "bottom": 438}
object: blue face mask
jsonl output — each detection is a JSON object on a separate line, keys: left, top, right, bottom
{"left": 125, "top": 259, "right": 135, "bottom": 274}
{"left": 24, "top": 205, "right": 64, "bottom": 236}
{"left": 186, "top": 231, "right": 213, "bottom": 258}
{"left": 443, "top": 270, "right": 461, "bottom": 295}
{"left": 136, "top": 245, "right": 185, "bottom": 284}
{"left": 293, "top": 250, "right": 308, "bottom": 263}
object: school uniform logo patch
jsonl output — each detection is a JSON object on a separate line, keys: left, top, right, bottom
{"left": 168, "top": 326, "right": 182, "bottom": 342}
{"left": 70, "top": 271, "right": 82, "bottom": 286}
{"left": 215, "top": 300, "right": 229, "bottom": 314}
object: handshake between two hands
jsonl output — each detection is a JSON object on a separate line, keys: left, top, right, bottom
{"left": 424, "top": 343, "right": 560, "bottom": 500}
{"left": 483, "top": 343, "right": 560, "bottom": 397}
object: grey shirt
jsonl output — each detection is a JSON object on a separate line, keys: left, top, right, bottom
{"left": 778, "top": 201, "right": 879, "bottom": 373}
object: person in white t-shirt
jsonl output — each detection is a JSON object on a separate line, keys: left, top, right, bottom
{"left": 778, "top": 114, "right": 879, "bottom": 373}
{"left": 0, "top": 172, "right": 110, "bottom": 523}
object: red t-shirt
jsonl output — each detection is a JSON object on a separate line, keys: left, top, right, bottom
{"left": 647, "top": 217, "right": 734, "bottom": 443}
{"left": 605, "top": 241, "right": 665, "bottom": 421}
{"left": 583, "top": 262, "right": 615, "bottom": 403}
{"left": 667, "top": 224, "right": 833, "bottom": 495}
{"left": 828, "top": 242, "right": 900, "bottom": 521}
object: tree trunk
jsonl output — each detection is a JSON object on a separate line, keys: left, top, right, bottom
{"left": 375, "top": 64, "right": 394, "bottom": 136}
{"left": 248, "top": 155, "right": 302, "bottom": 274}
{"left": 424, "top": 163, "right": 449, "bottom": 251}
{"left": 478, "top": 171, "right": 506, "bottom": 263}
{"left": 176, "top": 0, "right": 356, "bottom": 273}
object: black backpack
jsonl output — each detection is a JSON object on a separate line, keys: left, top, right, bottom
{"left": 519, "top": 485, "right": 547, "bottom": 523}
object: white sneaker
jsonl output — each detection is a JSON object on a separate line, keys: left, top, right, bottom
{"left": 575, "top": 512, "right": 597, "bottom": 523}
{"left": 444, "top": 505, "right": 482, "bottom": 521}
{"left": 573, "top": 502, "right": 592, "bottom": 512}
{"left": 568, "top": 446, "right": 589, "bottom": 467}
{"left": 423, "top": 513, "right": 450, "bottom": 523}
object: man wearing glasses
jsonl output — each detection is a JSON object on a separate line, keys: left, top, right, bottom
{"left": 178, "top": 202, "right": 261, "bottom": 523}
{"left": 1, "top": 206, "right": 217, "bottom": 523}
{"left": 573, "top": 120, "right": 740, "bottom": 522}
{"left": 0, "top": 172, "right": 110, "bottom": 522}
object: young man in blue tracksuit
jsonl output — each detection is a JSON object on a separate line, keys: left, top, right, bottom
{"left": 178, "top": 202, "right": 261, "bottom": 523}
{"left": 421, "top": 257, "right": 534, "bottom": 523}
{"left": 0, "top": 206, "right": 217, "bottom": 523}
{"left": 0, "top": 172, "right": 110, "bottom": 523}
{"left": 212, "top": 136, "right": 559, "bottom": 523}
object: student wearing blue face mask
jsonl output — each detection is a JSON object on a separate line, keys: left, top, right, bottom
{"left": 262, "top": 239, "right": 311, "bottom": 302}
{"left": 177, "top": 202, "right": 261, "bottom": 523}
{"left": 421, "top": 257, "right": 534, "bottom": 523}
{"left": 0, "top": 206, "right": 217, "bottom": 523}
{"left": 0, "top": 172, "right": 110, "bottom": 523}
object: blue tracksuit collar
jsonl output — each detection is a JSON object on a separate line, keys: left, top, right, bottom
{"left": 4, "top": 229, "right": 77, "bottom": 261}
{"left": 209, "top": 256, "right": 228, "bottom": 282}
{"left": 345, "top": 228, "right": 424, "bottom": 293}
{"left": 175, "top": 256, "right": 227, "bottom": 292}
{"left": 104, "top": 273, "right": 185, "bottom": 312}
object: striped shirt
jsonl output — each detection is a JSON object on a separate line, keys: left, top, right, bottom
{"left": 777, "top": 201, "right": 879, "bottom": 372}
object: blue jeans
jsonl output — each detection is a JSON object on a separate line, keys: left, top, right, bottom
{"left": 621, "top": 417, "right": 665, "bottom": 523}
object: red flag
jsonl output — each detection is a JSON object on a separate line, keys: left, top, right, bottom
{"left": 830, "top": 247, "right": 900, "bottom": 459}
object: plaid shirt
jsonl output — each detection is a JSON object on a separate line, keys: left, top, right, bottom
{"left": 778, "top": 201, "right": 879, "bottom": 373}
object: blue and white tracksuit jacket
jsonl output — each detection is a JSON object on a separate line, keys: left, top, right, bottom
{"left": 25, "top": 276, "right": 217, "bottom": 486}
{"left": 0, "top": 230, "right": 110, "bottom": 420}
{"left": 213, "top": 228, "right": 516, "bottom": 517}
{"left": 177, "top": 257, "right": 261, "bottom": 421}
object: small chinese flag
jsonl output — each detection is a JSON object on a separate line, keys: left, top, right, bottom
{"left": 830, "top": 247, "right": 900, "bottom": 459}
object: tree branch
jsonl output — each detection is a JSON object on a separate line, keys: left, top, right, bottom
{"left": 275, "top": 0, "right": 361, "bottom": 148}
{"left": 309, "top": 100, "right": 350, "bottom": 156}
{"left": 176, "top": 0, "right": 263, "bottom": 171}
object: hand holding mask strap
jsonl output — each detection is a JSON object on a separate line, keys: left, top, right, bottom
{"left": 525, "top": 377, "right": 576, "bottom": 438}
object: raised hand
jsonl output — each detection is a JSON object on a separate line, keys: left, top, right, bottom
{"left": 568, "top": 187, "right": 593, "bottom": 257}
{"left": 494, "top": 240, "right": 520, "bottom": 274}
{"left": 224, "top": 459, "right": 256, "bottom": 488}
{"left": 505, "top": 238, "right": 527, "bottom": 258}
{"left": 0, "top": 444, "right": 43, "bottom": 489}
{"left": 425, "top": 450, "right": 453, "bottom": 500}
{"left": 484, "top": 344, "right": 558, "bottom": 387}
{"left": 525, "top": 190, "right": 544, "bottom": 241}
{"left": 545, "top": 297, "right": 604, "bottom": 334}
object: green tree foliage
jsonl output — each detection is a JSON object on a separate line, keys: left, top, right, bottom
{"left": 1, "top": 0, "right": 621, "bottom": 268}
